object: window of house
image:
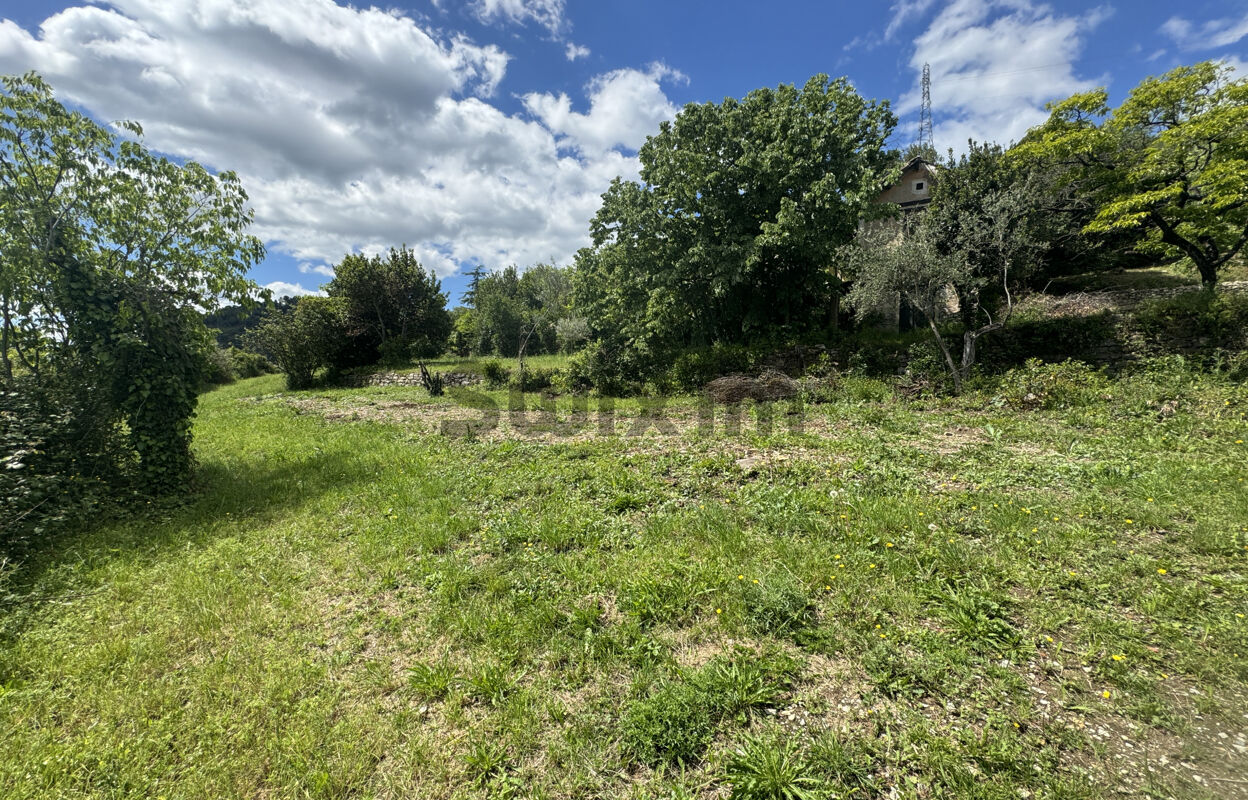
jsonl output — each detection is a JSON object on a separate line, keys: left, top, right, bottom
{"left": 914, "top": 181, "right": 926, "bottom": 191}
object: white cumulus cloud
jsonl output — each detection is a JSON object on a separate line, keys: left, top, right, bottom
{"left": 565, "top": 42, "right": 590, "bottom": 61}
{"left": 265, "top": 281, "right": 327, "bottom": 298}
{"left": 522, "top": 63, "right": 684, "bottom": 157}
{"left": 899, "top": 0, "right": 1111, "bottom": 151}
{"left": 0, "top": 0, "right": 681, "bottom": 284}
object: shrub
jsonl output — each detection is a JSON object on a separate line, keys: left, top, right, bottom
{"left": 555, "top": 315, "right": 590, "bottom": 353}
{"left": 228, "top": 347, "right": 274, "bottom": 379}
{"left": 0, "top": 376, "right": 121, "bottom": 546}
{"left": 201, "top": 345, "right": 237, "bottom": 386}
{"left": 377, "top": 337, "right": 412, "bottom": 367}
{"left": 480, "top": 358, "right": 510, "bottom": 388}
{"left": 246, "top": 297, "right": 352, "bottom": 390}
{"left": 667, "top": 344, "right": 755, "bottom": 392}
{"left": 621, "top": 680, "right": 714, "bottom": 766}
{"left": 1135, "top": 289, "right": 1248, "bottom": 349}
{"left": 510, "top": 366, "right": 555, "bottom": 392}
{"left": 564, "top": 340, "right": 646, "bottom": 395}
{"left": 992, "top": 358, "right": 1110, "bottom": 410}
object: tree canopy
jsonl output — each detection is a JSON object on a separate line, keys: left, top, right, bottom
{"left": 573, "top": 74, "right": 898, "bottom": 368}
{"left": 1014, "top": 61, "right": 1248, "bottom": 285}
{"left": 326, "top": 246, "right": 451, "bottom": 361}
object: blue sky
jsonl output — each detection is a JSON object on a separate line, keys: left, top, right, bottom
{"left": 2, "top": 0, "right": 1246, "bottom": 306}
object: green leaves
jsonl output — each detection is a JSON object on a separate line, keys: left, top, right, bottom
{"left": 326, "top": 245, "right": 450, "bottom": 361}
{"left": 575, "top": 74, "right": 897, "bottom": 363}
{"left": 0, "top": 72, "right": 266, "bottom": 516}
{"left": 1017, "top": 61, "right": 1248, "bottom": 285}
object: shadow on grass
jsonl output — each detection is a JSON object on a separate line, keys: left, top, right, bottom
{"left": 0, "top": 445, "right": 379, "bottom": 642}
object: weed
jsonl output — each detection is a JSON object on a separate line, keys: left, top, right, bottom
{"left": 407, "top": 659, "right": 458, "bottom": 700}
{"left": 621, "top": 680, "right": 715, "bottom": 766}
{"left": 742, "top": 572, "right": 813, "bottom": 636}
{"left": 725, "top": 734, "right": 822, "bottom": 800}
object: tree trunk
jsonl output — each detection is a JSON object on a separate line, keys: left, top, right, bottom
{"left": 1, "top": 298, "right": 12, "bottom": 382}
{"left": 1196, "top": 258, "right": 1218, "bottom": 287}
{"left": 925, "top": 314, "right": 963, "bottom": 395}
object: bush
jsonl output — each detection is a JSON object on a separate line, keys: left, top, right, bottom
{"left": 0, "top": 376, "right": 121, "bottom": 546}
{"left": 564, "top": 340, "right": 646, "bottom": 396}
{"left": 227, "top": 347, "right": 274, "bottom": 379}
{"left": 666, "top": 344, "right": 756, "bottom": 392}
{"left": 621, "top": 680, "right": 714, "bottom": 766}
{"left": 247, "top": 297, "right": 353, "bottom": 390}
{"left": 480, "top": 359, "right": 510, "bottom": 388}
{"left": 201, "top": 345, "right": 237, "bottom": 386}
{"left": 992, "top": 358, "right": 1110, "bottom": 410}
{"left": 555, "top": 315, "right": 590, "bottom": 353}
{"left": 510, "top": 366, "right": 555, "bottom": 392}
{"left": 1135, "top": 289, "right": 1248, "bottom": 349}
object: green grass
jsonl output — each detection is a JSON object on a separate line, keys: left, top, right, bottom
{"left": 1047, "top": 257, "right": 1248, "bottom": 293}
{"left": 1, "top": 368, "right": 1246, "bottom": 799}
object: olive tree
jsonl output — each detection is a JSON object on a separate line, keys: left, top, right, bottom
{"left": 844, "top": 144, "right": 1040, "bottom": 393}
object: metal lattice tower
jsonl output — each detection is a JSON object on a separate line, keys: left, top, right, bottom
{"left": 917, "top": 63, "right": 934, "bottom": 154}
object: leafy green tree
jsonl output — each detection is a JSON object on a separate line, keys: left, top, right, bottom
{"left": 574, "top": 74, "right": 897, "bottom": 369}
{"left": 1014, "top": 61, "right": 1248, "bottom": 286}
{"left": 0, "top": 72, "right": 263, "bottom": 507}
{"left": 326, "top": 246, "right": 451, "bottom": 362}
{"left": 447, "top": 306, "right": 477, "bottom": 356}
{"left": 247, "top": 296, "right": 350, "bottom": 390}
{"left": 844, "top": 143, "right": 1041, "bottom": 393}
{"left": 473, "top": 266, "right": 525, "bottom": 355}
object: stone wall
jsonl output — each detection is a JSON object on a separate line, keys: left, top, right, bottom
{"left": 348, "top": 371, "right": 482, "bottom": 388}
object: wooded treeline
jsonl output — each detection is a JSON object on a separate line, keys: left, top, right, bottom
{"left": 4, "top": 60, "right": 1247, "bottom": 542}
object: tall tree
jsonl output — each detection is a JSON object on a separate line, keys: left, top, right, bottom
{"left": 326, "top": 246, "right": 451, "bottom": 361}
{"left": 574, "top": 74, "right": 897, "bottom": 365}
{"left": 461, "top": 264, "right": 487, "bottom": 307}
{"left": 1014, "top": 61, "right": 1248, "bottom": 286}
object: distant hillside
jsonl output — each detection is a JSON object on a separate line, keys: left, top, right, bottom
{"left": 204, "top": 298, "right": 295, "bottom": 348}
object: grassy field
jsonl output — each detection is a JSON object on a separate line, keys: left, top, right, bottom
{"left": 2, "top": 365, "right": 1246, "bottom": 799}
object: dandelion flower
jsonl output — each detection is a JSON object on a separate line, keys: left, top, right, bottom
{"left": 1157, "top": 568, "right": 1167, "bottom": 575}
{"left": 1102, "top": 690, "right": 1111, "bottom": 699}
{"left": 1112, "top": 654, "right": 1125, "bottom": 662}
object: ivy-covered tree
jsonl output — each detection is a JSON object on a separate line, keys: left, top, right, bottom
{"left": 574, "top": 74, "right": 897, "bottom": 370}
{"left": 0, "top": 72, "right": 264, "bottom": 534}
{"left": 1015, "top": 61, "right": 1248, "bottom": 286}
